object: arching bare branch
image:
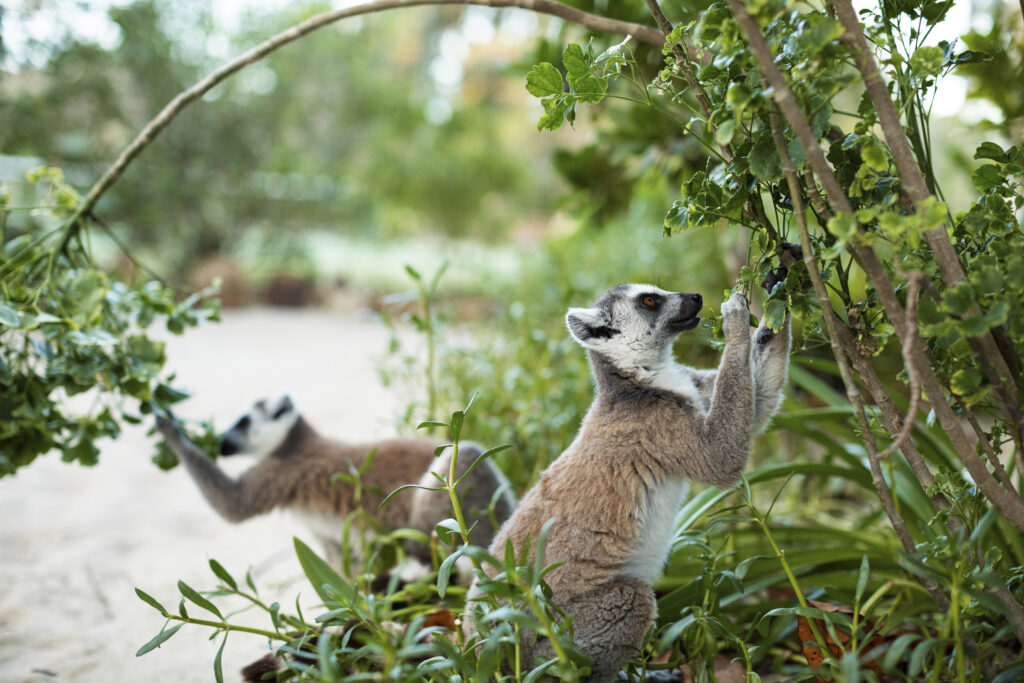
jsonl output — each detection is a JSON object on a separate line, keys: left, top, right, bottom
{"left": 58, "top": 0, "right": 661, "bottom": 247}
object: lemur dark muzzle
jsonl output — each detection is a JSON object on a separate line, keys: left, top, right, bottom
{"left": 670, "top": 292, "right": 703, "bottom": 332}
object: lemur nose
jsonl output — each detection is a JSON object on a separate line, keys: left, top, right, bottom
{"left": 690, "top": 293, "right": 702, "bottom": 309}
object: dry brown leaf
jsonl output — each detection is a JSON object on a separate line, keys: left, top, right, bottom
{"left": 797, "top": 600, "right": 884, "bottom": 682}
{"left": 422, "top": 608, "right": 457, "bottom": 631}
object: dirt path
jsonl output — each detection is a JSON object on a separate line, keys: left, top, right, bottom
{"left": 0, "top": 308, "right": 408, "bottom": 682}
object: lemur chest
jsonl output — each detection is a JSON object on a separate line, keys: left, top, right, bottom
{"left": 625, "top": 478, "right": 689, "bottom": 583}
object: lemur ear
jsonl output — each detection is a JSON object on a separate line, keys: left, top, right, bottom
{"left": 566, "top": 307, "right": 620, "bottom": 347}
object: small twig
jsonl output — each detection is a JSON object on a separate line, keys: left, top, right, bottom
{"left": 57, "top": 0, "right": 662, "bottom": 250}
{"left": 90, "top": 213, "right": 179, "bottom": 291}
{"left": 643, "top": 0, "right": 732, "bottom": 163}
{"left": 876, "top": 270, "right": 922, "bottom": 460}
{"left": 963, "top": 405, "right": 1019, "bottom": 495}
{"left": 802, "top": 169, "right": 833, "bottom": 221}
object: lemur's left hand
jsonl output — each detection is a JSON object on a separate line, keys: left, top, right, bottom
{"left": 721, "top": 292, "right": 750, "bottom": 342}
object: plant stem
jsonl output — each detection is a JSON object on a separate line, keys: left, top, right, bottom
{"left": 164, "top": 613, "right": 288, "bottom": 641}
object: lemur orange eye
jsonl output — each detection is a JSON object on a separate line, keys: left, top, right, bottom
{"left": 642, "top": 296, "right": 657, "bottom": 308}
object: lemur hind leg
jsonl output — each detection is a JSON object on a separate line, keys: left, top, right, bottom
{"left": 522, "top": 578, "right": 656, "bottom": 683}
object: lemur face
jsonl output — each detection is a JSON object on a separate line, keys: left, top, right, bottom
{"left": 566, "top": 284, "right": 703, "bottom": 371}
{"left": 219, "top": 392, "right": 299, "bottom": 458}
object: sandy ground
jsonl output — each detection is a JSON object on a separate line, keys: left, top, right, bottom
{"left": 0, "top": 307, "right": 410, "bottom": 683}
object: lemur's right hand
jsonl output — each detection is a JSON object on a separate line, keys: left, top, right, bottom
{"left": 155, "top": 414, "right": 185, "bottom": 445}
{"left": 720, "top": 292, "right": 750, "bottom": 342}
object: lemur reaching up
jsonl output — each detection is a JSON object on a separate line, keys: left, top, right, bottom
{"left": 465, "top": 284, "right": 790, "bottom": 682}
{"left": 156, "top": 392, "right": 516, "bottom": 580}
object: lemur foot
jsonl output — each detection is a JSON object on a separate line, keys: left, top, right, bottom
{"left": 720, "top": 292, "right": 750, "bottom": 341}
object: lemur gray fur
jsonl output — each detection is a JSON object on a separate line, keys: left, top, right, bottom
{"left": 156, "top": 392, "right": 517, "bottom": 580}
{"left": 465, "top": 284, "right": 790, "bottom": 682}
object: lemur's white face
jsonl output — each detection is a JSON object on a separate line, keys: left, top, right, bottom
{"left": 566, "top": 284, "right": 703, "bottom": 376}
{"left": 219, "top": 392, "right": 299, "bottom": 459}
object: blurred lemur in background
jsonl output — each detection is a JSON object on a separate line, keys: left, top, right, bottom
{"left": 156, "top": 392, "right": 516, "bottom": 582}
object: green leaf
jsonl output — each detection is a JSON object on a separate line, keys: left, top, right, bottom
{"left": 0, "top": 304, "right": 20, "bottom": 327}
{"left": 416, "top": 420, "right": 449, "bottom": 430}
{"left": 435, "top": 517, "right": 462, "bottom": 545}
{"left": 854, "top": 554, "right": 870, "bottom": 604}
{"left": 523, "top": 659, "right": 559, "bottom": 683}
{"left": 525, "top": 62, "right": 563, "bottom": 98}
{"left": 993, "top": 664, "right": 1024, "bottom": 683}
{"left": 208, "top": 559, "right": 237, "bottom": 591}
{"left": 213, "top": 632, "right": 227, "bottom": 683}
{"left": 136, "top": 623, "right": 184, "bottom": 656}
{"left": 436, "top": 546, "right": 465, "bottom": 598}
{"left": 726, "top": 82, "right": 753, "bottom": 109}
{"left": 537, "top": 96, "right": 570, "bottom": 132}
{"left": 940, "top": 282, "right": 974, "bottom": 315}
{"left": 450, "top": 409, "right": 464, "bottom": 442}
{"left": 455, "top": 444, "right": 513, "bottom": 487}
{"left": 764, "top": 299, "right": 786, "bottom": 332}
{"left": 860, "top": 138, "right": 889, "bottom": 171}
{"left": 294, "top": 537, "right": 355, "bottom": 605}
{"left": 135, "top": 588, "right": 168, "bottom": 615}
{"left": 749, "top": 136, "right": 782, "bottom": 181}
{"left": 882, "top": 632, "right": 922, "bottom": 671}
{"left": 178, "top": 580, "right": 222, "bottom": 619}
{"left": 974, "top": 141, "right": 1008, "bottom": 162}
{"left": 715, "top": 119, "right": 736, "bottom": 146}
{"left": 950, "top": 367, "right": 982, "bottom": 395}
{"left": 379, "top": 483, "right": 445, "bottom": 511}
{"left": 797, "top": 16, "right": 844, "bottom": 52}
{"left": 563, "top": 43, "right": 607, "bottom": 104}
{"left": 826, "top": 213, "right": 858, "bottom": 241}
{"left": 910, "top": 46, "right": 945, "bottom": 77}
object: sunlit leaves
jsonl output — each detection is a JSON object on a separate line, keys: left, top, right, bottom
{"left": 562, "top": 43, "right": 607, "bottom": 104}
{"left": 909, "top": 45, "right": 945, "bottom": 77}
{"left": 524, "top": 62, "right": 562, "bottom": 98}
{"left": 525, "top": 42, "right": 611, "bottom": 131}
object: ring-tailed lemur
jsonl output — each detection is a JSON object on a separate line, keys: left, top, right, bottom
{"left": 156, "top": 392, "right": 516, "bottom": 581}
{"left": 465, "top": 284, "right": 790, "bottom": 682}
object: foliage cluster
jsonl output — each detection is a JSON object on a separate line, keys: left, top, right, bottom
{"left": 0, "top": 167, "right": 217, "bottom": 476}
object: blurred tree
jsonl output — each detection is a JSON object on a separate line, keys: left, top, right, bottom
{"left": 0, "top": 1, "right": 550, "bottom": 274}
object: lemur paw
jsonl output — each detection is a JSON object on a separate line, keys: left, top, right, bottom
{"left": 720, "top": 292, "right": 749, "bottom": 341}
{"left": 155, "top": 415, "right": 185, "bottom": 444}
{"left": 756, "top": 326, "right": 775, "bottom": 345}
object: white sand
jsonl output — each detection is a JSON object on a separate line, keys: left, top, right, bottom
{"left": 0, "top": 308, "right": 409, "bottom": 682}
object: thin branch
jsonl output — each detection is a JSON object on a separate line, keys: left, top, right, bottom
{"left": 964, "top": 405, "right": 1019, "bottom": 495}
{"left": 802, "top": 169, "right": 833, "bottom": 221}
{"left": 57, "top": 0, "right": 662, "bottom": 249}
{"left": 643, "top": 0, "right": 731, "bottom": 162}
{"left": 769, "top": 106, "right": 949, "bottom": 611}
{"left": 726, "top": 0, "right": 1024, "bottom": 533}
{"left": 876, "top": 271, "right": 922, "bottom": 460}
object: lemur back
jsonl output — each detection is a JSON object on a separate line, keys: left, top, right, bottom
{"left": 157, "top": 393, "right": 516, "bottom": 572}
{"left": 466, "top": 284, "right": 790, "bottom": 682}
